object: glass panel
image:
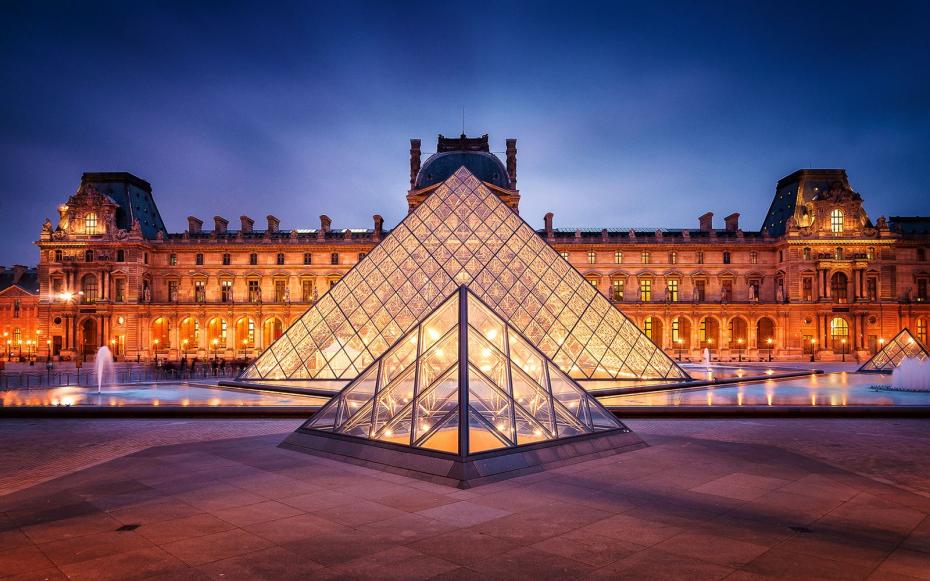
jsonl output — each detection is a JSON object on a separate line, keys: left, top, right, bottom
{"left": 467, "top": 295, "right": 506, "bottom": 352}
{"left": 549, "top": 362, "right": 590, "bottom": 425}
{"left": 339, "top": 400, "right": 374, "bottom": 438}
{"left": 414, "top": 368, "right": 459, "bottom": 442}
{"left": 418, "top": 411, "right": 459, "bottom": 453}
{"left": 510, "top": 363, "right": 554, "bottom": 436}
{"left": 375, "top": 405, "right": 413, "bottom": 446}
{"left": 306, "top": 400, "right": 339, "bottom": 430}
{"left": 514, "top": 405, "right": 551, "bottom": 445}
{"left": 420, "top": 294, "right": 459, "bottom": 354}
{"left": 509, "top": 332, "right": 545, "bottom": 385}
{"left": 468, "top": 329, "right": 508, "bottom": 391}
{"left": 372, "top": 366, "right": 416, "bottom": 437}
{"left": 380, "top": 329, "right": 418, "bottom": 386}
{"left": 418, "top": 330, "right": 459, "bottom": 391}
{"left": 468, "top": 408, "right": 510, "bottom": 454}
{"left": 337, "top": 364, "right": 378, "bottom": 426}
{"left": 468, "top": 369, "right": 513, "bottom": 446}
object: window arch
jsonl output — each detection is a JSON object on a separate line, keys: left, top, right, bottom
{"left": 830, "top": 317, "right": 849, "bottom": 350}
{"left": 831, "top": 209, "right": 844, "bottom": 233}
{"left": 831, "top": 272, "right": 848, "bottom": 303}
{"left": 151, "top": 318, "right": 170, "bottom": 350}
{"left": 235, "top": 317, "right": 256, "bottom": 349}
{"left": 84, "top": 212, "right": 97, "bottom": 235}
{"left": 263, "top": 317, "right": 284, "bottom": 345}
{"left": 179, "top": 317, "right": 199, "bottom": 351}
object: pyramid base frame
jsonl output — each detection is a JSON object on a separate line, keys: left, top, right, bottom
{"left": 279, "top": 428, "right": 647, "bottom": 489}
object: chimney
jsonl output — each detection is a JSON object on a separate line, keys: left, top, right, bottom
{"left": 213, "top": 216, "right": 228, "bottom": 234}
{"left": 699, "top": 212, "right": 714, "bottom": 232}
{"left": 187, "top": 216, "right": 203, "bottom": 233}
{"left": 373, "top": 215, "right": 383, "bottom": 241}
{"left": 240, "top": 215, "right": 254, "bottom": 233}
{"left": 544, "top": 212, "right": 554, "bottom": 240}
{"left": 266, "top": 215, "right": 279, "bottom": 233}
{"left": 506, "top": 138, "right": 517, "bottom": 189}
{"left": 409, "top": 139, "right": 421, "bottom": 189}
{"left": 724, "top": 213, "right": 740, "bottom": 232}
{"left": 318, "top": 215, "right": 331, "bottom": 240}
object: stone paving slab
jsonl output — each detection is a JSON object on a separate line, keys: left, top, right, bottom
{"left": 1, "top": 419, "right": 929, "bottom": 579}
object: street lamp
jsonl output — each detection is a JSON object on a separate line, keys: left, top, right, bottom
{"left": 212, "top": 338, "right": 220, "bottom": 361}
{"left": 153, "top": 338, "right": 160, "bottom": 365}
{"left": 841, "top": 338, "right": 847, "bottom": 362}
{"left": 766, "top": 337, "right": 773, "bottom": 362}
{"left": 241, "top": 338, "right": 248, "bottom": 358}
{"left": 676, "top": 339, "right": 684, "bottom": 361}
{"left": 810, "top": 338, "right": 817, "bottom": 363}
{"left": 737, "top": 338, "right": 744, "bottom": 362}
{"left": 46, "top": 339, "right": 51, "bottom": 363}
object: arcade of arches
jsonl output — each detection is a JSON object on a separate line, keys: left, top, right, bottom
{"left": 140, "top": 315, "right": 287, "bottom": 358}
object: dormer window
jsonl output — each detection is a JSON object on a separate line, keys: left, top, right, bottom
{"left": 84, "top": 212, "right": 97, "bottom": 235}
{"left": 831, "top": 209, "right": 844, "bottom": 233}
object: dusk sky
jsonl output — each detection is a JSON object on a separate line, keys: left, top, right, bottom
{"left": 1, "top": 1, "right": 929, "bottom": 265}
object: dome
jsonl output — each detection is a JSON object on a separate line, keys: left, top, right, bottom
{"left": 415, "top": 151, "right": 509, "bottom": 189}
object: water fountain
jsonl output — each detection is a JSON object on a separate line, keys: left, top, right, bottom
{"left": 889, "top": 357, "right": 930, "bottom": 391}
{"left": 95, "top": 345, "right": 115, "bottom": 394}
{"left": 703, "top": 348, "right": 713, "bottom": 380}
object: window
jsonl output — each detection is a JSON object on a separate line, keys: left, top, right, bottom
{"left": 778, "top": 250, "right": 783, "bottom": 262}
{"left": 831, "top": 209, "right": 844, "bottom": 233}
{"left": 276, "top": 253, "right": 285, "bottom": 265}
{"left": 671, "top": 318, "right": 681, "bottom": 344}
{"left": 117, "top": 250, "right": 126, "bottom": 262}
{"left": 248, "top": 280, "right": 260, "bottom": 303}
{"left": 722, "top": 251, "right": 731, "bottom": 264}
{"left": 144, "top": 252, "right": 148, "bottom": 265}
{"left": 222, "top": 253, "right": 231, "bottom": 266}
{"left": 168, "top": 253, "right": 176, "bottom": 266}
{"left": 303, "top": 253, "right": 312, "bottom": 265}
{"left": 750, "top": 251, "right": 758, "bottom": 264}
{"left": 358, "top": 253, "right": 366, "bottom": 261}
{"left": 115, "top": 279, "right": 126, "bottom": 303}
{"left": 84, "top": 212, "right": 97, "bottom": 235}
{"left": 586, "top": 276, "right": 598, "bottom": 288}
{"left": 611, "top": 279, "right": 624, "bottom": 301}
{"left": 54, "top": 249, "right": 62, "bottom": 262}
{"left": 12, "top": 299, "right": 20, "bottom": 319}
{"left": 867, "top": 247, "right": 875, "bottom": 260}
{"left": 918, "top": 318, "right": 928, "bottom": 345}
{"left": 803, "top": 247, "right": 811, "bottom": 260}
{"left": 830, "top": 317, "right": 849, "bottom": 350}
{"left": 835, "top": 247, "right": 844, "bottom": 260}
{"left": 803, "top": 278, "right": 813, "bottom": 301}
{"left": 918, "top": 279, "right": 928, "bottom": 302}
{"left": 249, "top": 253, "right": 258, "bottom": 265}
{"left": 275, "top": 280, "right": 287, "bottom": 302}
{"left": 696, "top": 251, "right": 704, "bottom": 265}
{"left": 587, "top": 251, "right": 596, "bottom": 264}
{"left": 168, "top": 281, "right": 179, "bottom": 302}
{"left": 195, "top": 253, "right": 204, "bottom": 265}
{"left": 641, "top": 251, "right": 650, "bottom": 264}
{"left": 221, "top": 280, "right": 233, "bottom": 303}
{"left": 694, "top": 280, "right": 706, "bottom": 302}
{"left": 85, "top": 250, "right": 94, "bottom": 262}
{"left": 721, "top": 280, "right": 733, "bottom": 302}
{"left": 667, "top": 279, "right": 679, "bottom": 302}
{"left": 639, "top": 279, "right": 652, "bottom": 302}
{"left": 81, "top": 274, "right": 97, "bottom": 303}
{"left": 301, "top": 280, "right": 315, "bottom": 302}
{"left": 194, "top": 281, "right": 206, "bottom": 303}
{"left": 560, "top": 252, "right": 569, "bottom": 260}
{"left": 52, "top": 278, "right": 63, "bottom": 298}
{"left": 668, "top": 252, "right": 677, "bottom": 265}
{"left": 642, "top": 316, "right": 653, "bottom": 339}
{"left": 867, "top": 278, "right": 877, "bottom": 301}
{"left": 918, "top": 248, "right": 927, "bottom": 262}
{"left": 331, "top": 253, "right": 339, "bottom": 265}
{"left": 614, "top": 251, "right": 622, "bottom": 264}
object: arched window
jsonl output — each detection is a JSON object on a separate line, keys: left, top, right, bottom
{"left": 263, "top": 318, "right": 284, "bottom": 345}
{"left": 207, "top": 318, "right": 227, "bottom": 350}
{"left": 728, "top": 317, "right": 747, "bottom": 349}
{"left": 179, "top": 317, "right": 199, "bottom": 351}
{"left": 757, "top": 317, "right": 776, "bottom": 347}
{"left": 151, "top": 318, "right": 170, "bottom": 351}
{"left": 236, "top": 317, "right": 256, "bottom": 349}
{"left": 642, "top": 317, "right": 653, "bottom": 339}
{"left": 831, "top": 209, "right": 844, "bottom": 233}
{"left": 671, "top": 317, "right": 691, "bottom": 349}
{"left": 830, "top": 317, "right": 849, "bottom": 351}
{"left": 831, "top": 272, "right": 848, "bottom": 303}
{"left": 81, "top": 274, "right": 97, "bottom": 303}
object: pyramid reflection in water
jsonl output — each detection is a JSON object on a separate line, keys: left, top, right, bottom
{"left": 243, "top": 167, "right": 688, "bottom": 383}
{"left": 280, "top": 286, "right": 644, "bottom": 487}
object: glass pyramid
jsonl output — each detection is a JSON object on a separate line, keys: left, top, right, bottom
{"left": 302, "top": 286, "right": 627, "bottom": 456}
{"left": 858, "top": 328, "right": 930, "bottom": 372}
{"left": 242, "top": 167, "right": 688, "bottom": 382}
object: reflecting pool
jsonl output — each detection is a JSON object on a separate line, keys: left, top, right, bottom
{"left": 1, "top": 382, "right": 328, "bottom": 408}
{"left": 600, "top": 372, "right": 930, "bottom": 407}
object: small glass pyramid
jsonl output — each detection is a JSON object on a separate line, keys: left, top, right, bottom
{"left": 302, "top": 286, "right": 626, "bottom": 456}
{"left": 241, "top": 167, "right": 688, "bottom": 383}
{"left": 859, "top": 328, "right": 930, "bottom": 372}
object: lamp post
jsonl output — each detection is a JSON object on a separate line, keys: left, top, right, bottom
{"left": 810, "top": 338, "right": 817, "bottom": 363}
{"left": 46, "top": 339, "right": 51, "bottom": 363}
{"left": 766, "top": 337, "right": 773, "bottom": 362}
{"left": 212, "top": 338, "right": 219, "bottom": 361}
{"left": 676, "top": 339, "right": 684, "bottom": 361}
{"left": 153, "top": 338, "right": 160, "bottom": 365}
{"left": 737, "top": 338, "right": 744, "bottom": 362}
{"left": 241, "top": 338, "right": 248, "bottom": 359}
{"left": 841, "top": 338, "right": 847, "bottom": 362}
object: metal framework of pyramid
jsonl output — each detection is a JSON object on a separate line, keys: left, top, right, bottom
{"left": 280, "top": 286, "right": 644, "bottom": 487}
{"left": 242, "top": 166, "right": 688, "bottom": 383}
{"left": 858, "top": 328, "right": 930, "bottom": 372}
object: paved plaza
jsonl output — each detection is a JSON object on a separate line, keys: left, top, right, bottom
{"left": 2, "top": 418, "right": 930, "bottom": 580}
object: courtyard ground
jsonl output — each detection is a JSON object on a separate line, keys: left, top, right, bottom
{"left": 1, "top": 417, "right": 929, "bottom": 580}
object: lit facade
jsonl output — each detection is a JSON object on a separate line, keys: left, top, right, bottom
{"left": 34, "top": 134, "right": 930, "bottom": 363}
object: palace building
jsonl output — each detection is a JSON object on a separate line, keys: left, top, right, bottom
{"left": 31, "top": 133, "right": 930, "bottom": 364}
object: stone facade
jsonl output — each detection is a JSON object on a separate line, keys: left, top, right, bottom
{"left": 0, "top": 266, "right": 40, "bottom": 361}
{"left": 32, "top": 136, "right": 930, "bottom": 363}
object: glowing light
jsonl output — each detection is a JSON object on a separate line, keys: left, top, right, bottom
{"left": 385, "top": 429, "right": 393, "bottom": 437}
{"left": 486, "top": 328, "right": 497, "bottom": 341}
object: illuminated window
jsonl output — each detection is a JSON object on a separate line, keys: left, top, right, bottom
{"left": 639, "top": 279, "right": 652, "bottom": 302}
{"left": 835, "top": 247, "right": 844, "bottom": 260}
{"left": 304, "top": 253, "right": 313, "bottom": 265}
{"left": 831, "top": 209, "right": 844, "bottom": 233}
{"left": 586, "top": 276, "right": 598, "bottom": 288}
{"left": 668, "top": 251, "right": 677, "bottom": 264}
{"left": 671, "top": 318, "right": 680, "bottom": 342}
{"left": 611, "top": 279, "right": 624, "bottom": 301}
{"left": 803, "top": 247, "right": 811, "bottom": 260}
{"left": 750, "top": 251, "right": 758, "bottom": 264}
{"left": 696, "top": 251, "right": 704, "bottom": 264}
{"left": 248, "top": 280, "right": 260, "bottom": 303}
{"left": 221, "top": 280, "right": 233, "bottom": 303}
{"left": 275, "top": 280, "right": 287, "bottom": 302}
{"left": 667, "top": 279, "right": 679, "bottom": 302}
{"left": 830, "top": 317, "right": 849, "bottom": 350}
{"left": 867, "top": 247, "right": 875, "bottom": 260}
{"left": 642, "top": 316, "right": 653, "bottom": 339}
{"left": 587, "top": 251, "right": 596, "bottom": 264}
{"left": 84, "top": 212, "right": 97, "bottom": 235}
{"left": 168, "top": 253, "right": 176, "bottom": 266}
{"left": 918, "top": 318, "right": 927, "bottom": 345}
{"left": 194, "top": 281, "right": 206, "bottom": 302}
{"left": 614, "top": 251, "right": 622, "bottom": 264}
{"left": 560, "top": 251, "right": 569, "bottom": 260}
{"left": 301, "top": 280, "right": 315, "bottom": 302}
{"left": 641, "top": 251, "right": 650, "bottom": 264}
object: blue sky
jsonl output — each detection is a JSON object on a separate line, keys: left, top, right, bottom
{"left": 1, "top": 0, "right": 929, "bottom": 264}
